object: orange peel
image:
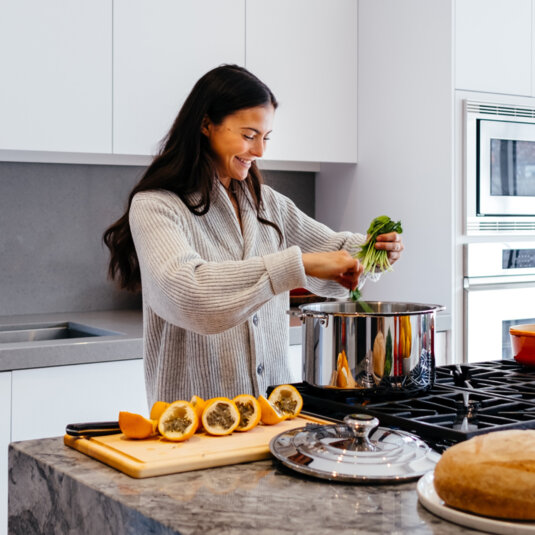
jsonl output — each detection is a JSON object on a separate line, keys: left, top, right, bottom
{"left": 118, "top": 411, "right": 158, "bottom": 439}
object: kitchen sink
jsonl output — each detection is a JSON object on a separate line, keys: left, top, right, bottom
{"left": 0, "top": 322, "right": 121, "bottom": 344}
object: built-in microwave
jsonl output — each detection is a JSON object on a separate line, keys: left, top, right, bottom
{"left": 465, "top": 100, "right": 535, "bottom": 235}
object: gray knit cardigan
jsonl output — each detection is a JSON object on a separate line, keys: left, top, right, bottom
{"left": 129, "top": 182, "right": 367, "bottom": 408}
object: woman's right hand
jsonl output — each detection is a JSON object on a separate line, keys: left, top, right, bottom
{"left": 302, "top": 251, "right": 364, "bottom": 291}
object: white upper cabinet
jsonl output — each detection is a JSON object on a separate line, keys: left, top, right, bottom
{"left": 113, "top": 0, "right": 245, "bottom": 156}
{"left": 0, "top": 0, "right": 112, "bottom": 153}
{"left": 455, "top": 0, "right": 532, "bottom": 96}
{"left": 246, "top": 0, "right": 358, "bottom": 163}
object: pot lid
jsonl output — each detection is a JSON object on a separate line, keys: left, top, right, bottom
{"left": 269, "top": 414, "right": 441, "bottom": 483}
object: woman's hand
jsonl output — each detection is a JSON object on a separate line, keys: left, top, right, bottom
{"left": 302, "top": 250, "right": 364, "bottom": 291}
{"left": 374, "top": 232, "right": 404, "bottom": 265}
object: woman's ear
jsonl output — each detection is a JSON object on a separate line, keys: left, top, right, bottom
{"left": 201, "top": 115, "right": 211, "bottom": 136}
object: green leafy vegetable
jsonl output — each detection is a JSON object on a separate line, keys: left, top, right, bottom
{"left": 357, "top": 215, "right": 403, "bottom": 273}
{"left": 349, "top": 215, "right": 403, "bottom": 303}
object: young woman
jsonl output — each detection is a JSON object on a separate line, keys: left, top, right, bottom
{"left": 103, "top": 64, "right": 403, "bottom": 407}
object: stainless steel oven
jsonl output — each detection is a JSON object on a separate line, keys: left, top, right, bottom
{"left": 465, "top": 100, "right": 535, "bottom": 235}
{"left": 464, "top": 241, "right": 535, "bottom": 362}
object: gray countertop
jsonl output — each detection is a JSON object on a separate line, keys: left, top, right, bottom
{"left": 0, "top": 309, "right": 143, "bottom": 371}
{"left": 8, "top": 436, "right": 482, "bottom": 535}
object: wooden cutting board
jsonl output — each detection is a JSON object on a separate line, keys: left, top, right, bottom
{"left": 64, "top": 414, "right": 330, "bottom": 478}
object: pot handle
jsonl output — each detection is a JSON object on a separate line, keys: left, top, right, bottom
{"left": 286, "top": 309, "right": 329, "bottom": 327}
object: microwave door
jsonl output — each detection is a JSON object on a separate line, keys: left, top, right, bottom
{"left": 478, "top": 119, "right": 535, "bottom": 216}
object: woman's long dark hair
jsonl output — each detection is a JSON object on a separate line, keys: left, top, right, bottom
{"left": 103, "top": 64, "right": 281, "bottom": 292}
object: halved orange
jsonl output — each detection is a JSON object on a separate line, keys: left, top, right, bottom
{"left": 118, "top": 411, "right": 158, "bottom": 439}
{"left": 258, "top": 395, "right": 287, "bottom": 425}
{"left": 149, "top": 400, "right": 170, "bottom": 421}
{"left": 268, "top": 384, "right": 303, "bottom": 419}
{"left": 158, "top": 400, "right": 198, "bottom": 442}
{"left": 233, "top": 394, "right": 261, "bottom": 432}
{"left": 201, "top": 397, "right": 241, "bottom": 436}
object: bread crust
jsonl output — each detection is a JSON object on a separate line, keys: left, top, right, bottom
{"left": 433, "top": 430, "right": 535, "bottom": 520}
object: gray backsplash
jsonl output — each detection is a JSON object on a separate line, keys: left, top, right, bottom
{"left": 0, "top": 162, "right": 314, "bottom": 316}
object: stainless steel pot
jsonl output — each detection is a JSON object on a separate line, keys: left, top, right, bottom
{"left": 289, "top": 301, "right": 445, "bottom": 395}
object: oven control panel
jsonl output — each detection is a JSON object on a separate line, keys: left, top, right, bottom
{"left": 465, "top": 241, "right": 535, "bottom": 278}
{"left": 502, "top": 247, "right": 535, "bottom": 270}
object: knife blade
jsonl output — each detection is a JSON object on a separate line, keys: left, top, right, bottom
{"left": 65, "top": 421, "right": 121, "bottom": 437}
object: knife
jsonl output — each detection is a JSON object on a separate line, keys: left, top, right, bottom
{"left": 65, "top": 421, "right": 121, "bottom": 437}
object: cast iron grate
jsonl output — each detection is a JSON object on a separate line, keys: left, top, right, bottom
{"left": 268, "top": 360, "right": 535, "bottom": 452}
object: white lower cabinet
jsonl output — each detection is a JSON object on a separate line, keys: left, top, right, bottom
{"left": 288, "top": 345, "right": 303, "bottom": 384}
{"left": 3, "top": 359, "right": 144, "bottom": 534}
{"left": 0, "top": 372, "right": 11, "bottom": 535}
{"left": 11, "top": 359, "right": 146, "bottom": 442}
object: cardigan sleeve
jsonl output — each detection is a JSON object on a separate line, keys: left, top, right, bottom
{"left": 261, "top": 186, "right": 380, "bottom": 298}
{"left": 129, "top": 191, "right": 307, "bottom": 334}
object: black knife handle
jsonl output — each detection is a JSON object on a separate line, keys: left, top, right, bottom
{"left": 65, "top": 421, "right": 121, "bottom": 437}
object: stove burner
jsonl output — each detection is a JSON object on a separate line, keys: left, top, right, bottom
{"left": 269, "top": 360, "right": 535, "bottom": 453}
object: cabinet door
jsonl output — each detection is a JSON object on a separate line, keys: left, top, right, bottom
{"left": 288, "top": 345, "right": 303, "bottom": 384}
{"left": 455, "top": 0, "right": 532, "bottom": 95}
{"left": 113, "top": 0, "right": 245, "bottom": 156}
{"left": 0, "top": 0, "right": 112, "bottom": 153}
{"left": 11, "top": 360, "right": 146, "bottom": 442}
{"left": 0, "top": 373, "right": 11, "bottom": 535}
{"left": 246, "top": 0, "right": 357, "bottom": 163}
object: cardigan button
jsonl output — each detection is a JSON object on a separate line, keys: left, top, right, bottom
{"left": 257, "top": 363, "right": 264, "bottom": 375}
{"left": 252, "top": 314, "right": 259, "bottom": 326}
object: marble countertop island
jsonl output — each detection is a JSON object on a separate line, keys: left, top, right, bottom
{"left": 9, "top": 437, "right": 482, "bottom": 535}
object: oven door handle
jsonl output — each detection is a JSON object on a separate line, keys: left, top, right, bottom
{"left": 464, "top": 275, "right": 535, "bottom": 290}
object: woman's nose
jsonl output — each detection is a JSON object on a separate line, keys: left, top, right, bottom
{"left": 250, "top": 138, "right": 265, "bottom": 157}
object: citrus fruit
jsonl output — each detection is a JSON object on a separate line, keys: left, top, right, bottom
{"left": 190, "top": 395, "right": 206, "bottom": 422}
{"left": 257, "top": 395, "right": 286, "bottom": 425}
{"left": 268, "top": 384, "right": 303, "bottom": 419}
{"left": 158, "top": 400, "right": 198, "bottom": 441}
{"left": 149, "top": 400, "right": 170, "bottom": 421}
{"left": 118, "top": 411, "right": 158, "bottom": 439}
{"left": 233, "top": 394, "right": 261, "bottom": 432}
{"left": 201, "top": 397, "right": 241, "bottom": 436}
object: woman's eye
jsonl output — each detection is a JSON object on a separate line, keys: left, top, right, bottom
{"left": 243, "top": 134, "right": 254, "bottom": 140}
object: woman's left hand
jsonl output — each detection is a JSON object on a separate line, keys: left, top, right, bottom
{"left": 374, "top": 232, "right": 404, "bottom": 265}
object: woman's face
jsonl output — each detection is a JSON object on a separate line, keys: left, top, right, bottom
{"left": 202, "top": 104, "right": 275, "bottom": 187}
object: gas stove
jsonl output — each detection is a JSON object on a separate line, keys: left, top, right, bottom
{"left": 269, "top": 360, "right": 535, "bottom": 452}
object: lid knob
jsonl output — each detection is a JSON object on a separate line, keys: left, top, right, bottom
{"left": 343, "top": 413, "right": 380, "bottom": 451}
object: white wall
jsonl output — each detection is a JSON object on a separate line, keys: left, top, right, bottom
{"left": 317, "top": 0, "right": 454, "bottom": 316}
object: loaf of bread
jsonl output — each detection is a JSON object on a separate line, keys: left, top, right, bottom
{"left": 433, "top": 430, "right": 535, "bottom": 520}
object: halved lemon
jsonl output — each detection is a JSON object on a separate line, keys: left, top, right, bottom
{"left": 258, "top": 395, "right": 286, "bottom": 425}
{"left": 201, "top": 397, "right": 241, "bottom": 436}
{"left": 268, "top": 384, "right": 303, "bottom": 419}
{"left": 118, "top": 411, "right": 158, "bottom": 439}
{"left": 149, "top": 400, "right": 170, "bottom": 421}
{"left": 233, "top": 394, "right": 261, "bottom": 432}
{"left": 158, "top": 400, "right": 198, "bottom": 442}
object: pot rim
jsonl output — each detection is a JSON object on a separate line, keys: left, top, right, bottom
{"left": 296, "top": 300, "right": 445, "bottom": 317}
